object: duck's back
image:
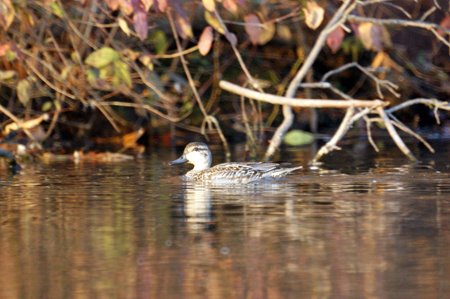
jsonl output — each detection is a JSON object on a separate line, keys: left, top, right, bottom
{"left": 189, "top": 162, "right": 300, "bottom": 184}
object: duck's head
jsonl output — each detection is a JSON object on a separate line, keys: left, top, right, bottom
{"left": 169, "top": 142, "right": 212, "bottom": 171}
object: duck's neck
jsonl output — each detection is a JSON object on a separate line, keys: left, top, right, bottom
{"left": 192, "top": 157, "right": 211, "bottom": 171}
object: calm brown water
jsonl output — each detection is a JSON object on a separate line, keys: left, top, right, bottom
{"left": 1, "top": 141, "right": 449, "bottom": 299}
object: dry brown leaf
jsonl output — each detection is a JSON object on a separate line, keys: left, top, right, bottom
{"left": 371, "top": 51, "right": 403, "bottom": 72}
{"left": 358, "top": 22, "right": 383, "bottom": 51}
{"left": 173, "top": 2, "right": 193, "bottom": 39}
{"left": 277, "top": 24, "right": 292, "bottom": 41}
{"left": 104, "top": 0, "right": 120, "bottom": 11}
{"left": 0, "top": 0, "right": 15, "bottom": 30}
{"left": 303, "top": 1, "right": 324, "bottom": 30}
{"left": 154, "top": 0, "right": 168, "bottom": 12}
{"left": 17, "top": 78, "right": 31, "bottom": 106}
{"left": 198, "top": 26, "right": 214, "bottom": 56}
{"left": 258, "top": 22, "right": 275, "bottom": 45}
{"left": 3, "top": 114, "right": 49, "bottom": 135}
{"left": 119, "top": 0, "right": 133, "bottom": 16}
{"left": 223, "top": 0, "right": 238, "bottom": 14}
{"left": 93, "top": 128, "right": 145, "bottom": 149}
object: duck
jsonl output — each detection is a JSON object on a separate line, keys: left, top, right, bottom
{"left": 169, "top": 142, "right": 301, "bottom": 184}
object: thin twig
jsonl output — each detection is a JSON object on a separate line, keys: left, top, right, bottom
{"left": 312, "top": 107, "right": 355, "bottom": 163}
{"left": 320, "top": 62, "right": 400, "bottom": 98}
{"left": 265, "top": 0, "right": 357, "bottom": 159}
{"left": 213, "top": 10, "right": 262, "bottom": 91}
{"left": 389, "top": 114, "right": 435, "bottom": 153}
{"left": 376, "top": 106, "right": 416, "bottom": 160}
{"left": 167, "top": 10, "right": 230, "bottom": 158}
{"left": 347, "top": 15, "right": 450, "bottom": 35}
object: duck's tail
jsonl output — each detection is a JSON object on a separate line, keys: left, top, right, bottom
{"left": 268, "top": 166, "right": 302, "bottom": 178}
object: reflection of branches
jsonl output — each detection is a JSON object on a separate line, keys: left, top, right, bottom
{"left": 167, "top": 10, "right": 230, "bottom": 158}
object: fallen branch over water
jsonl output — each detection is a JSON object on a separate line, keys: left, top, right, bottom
{"left": 219, "top": 80, "right": 450, "bottom": 162}
{"left": 219, "top": 81, "right": 388, "bottom": 108}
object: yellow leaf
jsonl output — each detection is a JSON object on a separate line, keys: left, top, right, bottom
{"left": 118, "top": 17, "right": 131, "bottom": 36}
{"left": 0, "top": 70, "right": 16, "bottom": 81}
{"left": 303, "top": 1, "right": 324, "bottom": 30}
{"left": 202, "top": 0, "right": 215, "bottom": 12}
{"left": 50, "top": 1, "right": 65, "bottom": 18}
{"left": 17, "top": 79, "right": 31, "bottom": 106}
{"left": 85, "top": 47, "right": 120, "bottom": 68}
{"left": 204, "top": 11, "right": 225, "bottom": 34}
{"left": 258, "top": 22, "right": 275, "bottom": 45}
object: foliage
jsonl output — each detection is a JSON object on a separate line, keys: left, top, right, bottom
{"left": 0, "top": 0, "right": 448, "bottom": 158}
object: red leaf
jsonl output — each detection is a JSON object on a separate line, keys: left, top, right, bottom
{"left": 132, "top": 1, "right": 148, "bottom": 40}
{"left": 244, "top": 14, "right": 262, "bottom": 45}
{"left": 198, "top": 26, "right": 214, "bottom": 56}
{"left": 327, "top": 26, "right": 345, "bottom": 53}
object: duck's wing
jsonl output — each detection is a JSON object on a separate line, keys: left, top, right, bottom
{"left": 213, "top": 162, "right": 279, "bottom": 172}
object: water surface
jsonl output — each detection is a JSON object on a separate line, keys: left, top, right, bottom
{"left": 1, "top": 142, "right": 449, "bottom": 298}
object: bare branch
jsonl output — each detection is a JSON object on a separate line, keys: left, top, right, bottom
{"left": 220, "top": 80, "right": 388, "bottom": 108}
{"left": 312, "top": 107, "right": 355, "bottom": 163}
{"left": 167, "top": 10, "right": 230, "bottom": 159}
{"left": 320, "top": 62, "right": 400, "bottom": 98}
{"left": 347, "top": 15, "right": 450, "bottom": 35}
{"left": 265, "top": 0, "right": 357, "bottom": 159}
{"left": 376, "top": 107, "right": 416, "bottom": 160}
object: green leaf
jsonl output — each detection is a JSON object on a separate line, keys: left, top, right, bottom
{"left": 283, "top": 130, "right": 314, "bottom": 146}
{"left": 113, "top": 60, "right": 132, "bottom": 87}
{"left": 85, "top": 47, "right": 120, "bottom": 68}
{"left": 42, "top": 101, "right": 53, "bottom": 112}
{"left": 86, "top": 68, "right": 99, "bottom": 85}
{"left": 50, "top": 1, "right": 65, "bottom": 18}
{"left": 149, "top": 30, "right": 168, "bottom": 54}
{"left": 99, "top": 64, "right": 114, "bottom": 80}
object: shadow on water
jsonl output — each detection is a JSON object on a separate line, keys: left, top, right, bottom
{"left": 0, "top": 141, "right": 449, "bottom": 298}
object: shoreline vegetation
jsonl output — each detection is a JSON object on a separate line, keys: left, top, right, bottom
{"left": 1, "top": 0, "right": 449, "bottom": 172}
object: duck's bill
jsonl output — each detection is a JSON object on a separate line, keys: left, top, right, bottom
{"left": 169, "top": 156, "right": 187, "bottom": 165}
